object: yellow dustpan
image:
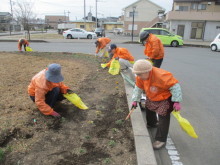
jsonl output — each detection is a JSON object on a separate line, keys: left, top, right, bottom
{"left": 172, "top": 111, "right": 198, "bottom": 138}
{"left": 63, "top": 93, "right": 88, "bottom": 110}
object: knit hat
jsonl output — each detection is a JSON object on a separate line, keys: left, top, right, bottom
{"left": 132, "top": 59, "right": 152, "bottom": 74}
{"left": 45, "top": 63, "right": 64, "bottom": 83}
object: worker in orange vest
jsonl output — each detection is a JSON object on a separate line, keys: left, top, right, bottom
{"left": 131, "top": 60, "right": 182, "bottom": 149}
{"left": 107, "top": 44, "right": 135, "bottom": 84}
{"left": 28, "top": 63, "right": 73, "bottom": 117}
{"left": 107, "top": 44, "right": 134, "bottom": 68}
{"left": 140, "top": 31, "right": 164, "bottom": 68}
{"left": 18, "top": 38, "right": 30, "bottom": 51}
{"left": 95, "top": 37, "right": 111, "bottom": 57}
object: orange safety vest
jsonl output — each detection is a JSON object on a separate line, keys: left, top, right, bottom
{"left": 18, "top": 39, "right": 29, "bottom": 51}
{"left": 95, "top": 37, "right": 111, "bottom": 53}
{"left": 106, "top": 47, "right": 134, "bottom": 67}
{"left": 144, "top": 34, "right": 164, "bottom": 59}
{"left": 136, "top": 67, "right": 178, "bottom": 101}
{"left": 28, "top": 69, "right": 69, "bottom": 115}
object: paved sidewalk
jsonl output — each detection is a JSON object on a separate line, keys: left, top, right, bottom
{"left": 183, "top": 40, "right": 210, "bottom": 47}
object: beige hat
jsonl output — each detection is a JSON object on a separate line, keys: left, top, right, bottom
{"left": 132, "top": 59, "right": 153, "bottom": 74}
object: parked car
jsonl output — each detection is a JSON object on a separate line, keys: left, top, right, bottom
{"left": 113, "top": 28, "right": 123, "bottom": 35}
{"left": 63, "top": 28, "right": 97, "bottom": 39}
{"left": 210, "top": 33, "right": 220, "bottom": 51}
{"left": 139, "top": 28, "right": 183, "bottom": 47}
{"left": 94, "top": 28, "right": 105, "bottom": 37}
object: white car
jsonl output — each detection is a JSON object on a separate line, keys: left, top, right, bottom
{"left": 63, "top": 28, "right": 97, "bottom": 39}
{"left": 113, "top": 28, "right": 123, "bottom": 35}
{"left": 210, "top": 33, "right": 220, "bottom": 51}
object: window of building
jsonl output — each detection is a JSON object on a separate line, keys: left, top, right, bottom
{"left": 179, "top": 6, "right": 189, "bottom": 11}
{"left": 129, "top": 11, "right": 138, "bottom": 17}
{"left": 190, "top": 22, "right": 204, "bottom": 39}
{"left": 190, "top": 3, "right": 198, "bottom": 10}
{"left": 198, "top": 4, "right": 206, "bottom": 10}
{"left": 128, "top": 24, "right": 137, "bottom": 30}
{"left": 80, "top": 25, "right": 85, "bottom": 29}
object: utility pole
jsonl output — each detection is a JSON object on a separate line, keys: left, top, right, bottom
{"left": 84, "top": 0, "right": 86, "bottom": 29}
{"left": 9, "top": 0, "right": 13, "bottom": 35}
{"left": 131, "top": 6, "right": 136, "bottom": 42}
{"left": 95, "top": 0, "right": 98, "bottom": 28}
{"left": 67, "top": 11, "right": 70, "bottom": 22}
{"left": 64, "top": 10, "right": 66, "bottom": 22}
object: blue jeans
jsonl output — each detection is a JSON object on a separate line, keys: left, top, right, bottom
{"left": 30, "top": 87, "right": 64, "bottom": 108}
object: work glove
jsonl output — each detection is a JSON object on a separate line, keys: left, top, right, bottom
{"left": 67, "top": 89, "right": 74, "bottom": 94}
{"left": 50, "top": 111, "right": 61, "bottom": 117}
{"left": 131, "top": 101, "right": 138, "bottom": 109}
{"left": 173, "top": 102, "right": 181, "bottom": 111}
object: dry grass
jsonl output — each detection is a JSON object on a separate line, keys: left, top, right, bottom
{"left": 1, "top": 33, "right": 64, "bottom": 40}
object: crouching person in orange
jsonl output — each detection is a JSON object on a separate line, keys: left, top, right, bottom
{"left": 28, "top": 63, "right": 72, "bottom": 117}
{"left": 18, "top": 38, "right": 29, "bottom": 52}
{"left": 131, "top": 60, "right": 182, "bottom": 149}
{"left": 107, "top": 44, "right": 135, "bottom": 84}
{"left": 95, "top": 37, "right": 111, "bottom": 57}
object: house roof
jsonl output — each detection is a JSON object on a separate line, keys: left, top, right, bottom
{"left": 123, "top": 0, "right": 164, "bottom": 10}
{"left": 166, "top": 11, "right": 220, "bottom": 21}
{"left": 103, "top": 22, "right": 123, "bottom": 25}
{"left": 0, "top": 12, "right": 11, "bottom": 16}
{"left": 70, "top": 20, "right": 95, "bottom": 23}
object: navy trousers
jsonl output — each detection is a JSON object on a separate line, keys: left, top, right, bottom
{"left": 30, "top": 87, "right": 64, "bottom": 108}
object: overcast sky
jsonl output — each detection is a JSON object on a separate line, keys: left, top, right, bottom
{"left": 1, "top": 0, "right": 173, "bottom": 20}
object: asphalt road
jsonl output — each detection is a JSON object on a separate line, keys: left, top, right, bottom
{"left": 0, "top": 41, "right": 220, "bottom": 165}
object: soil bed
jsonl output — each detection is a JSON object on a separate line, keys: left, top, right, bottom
{"left": 0, "top": 52, "right": 136, "bottom": 165}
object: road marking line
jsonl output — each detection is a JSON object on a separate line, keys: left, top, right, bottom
{"left": 166, "top": 136, "right": 184, "bottom": 165}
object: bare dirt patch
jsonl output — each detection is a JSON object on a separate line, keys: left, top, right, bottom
{"left": 0, "top": 52, "right": 136, "bottom": 165}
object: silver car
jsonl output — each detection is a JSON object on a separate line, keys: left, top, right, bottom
{"left": 63, "top": 28, "right": 97, "bottom": 39}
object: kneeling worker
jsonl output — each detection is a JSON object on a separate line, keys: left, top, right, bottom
{"left": 28, "top": 63, "right": 72, "bottom": 117}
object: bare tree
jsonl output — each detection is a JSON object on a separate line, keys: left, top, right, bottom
{"left": 14, "top": 0, "right": 36, "bottom": 40}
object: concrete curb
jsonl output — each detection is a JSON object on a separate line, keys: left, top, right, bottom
{"left": 0, "top": 39, "right": 210, "bottom": 48}
{"left": 183, "top": 44, "right": 210, "bottom": 48}
{"left": 123, "top": 80, "right": 157, "bottom": 165}
{"left": 0, "top": 39, "right": 47, "bottom": 43}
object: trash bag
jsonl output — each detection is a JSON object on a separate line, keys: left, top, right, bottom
{"left": 26, "top": 46, "right": 33, "bottom": 52}
{"left": 108, "top": 59, "right": 120, "bottom": 75}
{"left": 101, "top": 63, "right": 108, "bottom": 68}
{"left": 172, "top": 111, "right": 198, "bottom": 138}
{"left": 63, "top": 93, "right": 88, "bottom": 110}
{"left": 100, "top": 49, "right": 109, "bottom": 58}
